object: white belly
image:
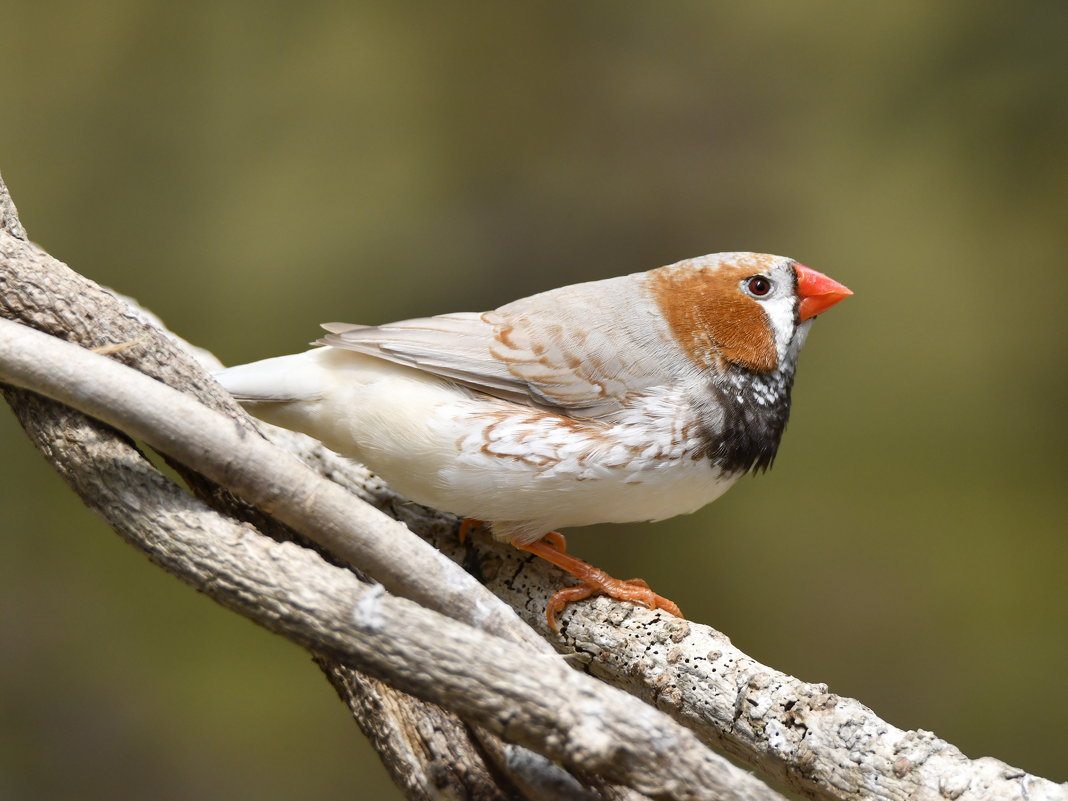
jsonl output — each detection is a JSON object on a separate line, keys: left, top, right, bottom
{"left": 234, "top": 349, "right": 737, "bottom": 543}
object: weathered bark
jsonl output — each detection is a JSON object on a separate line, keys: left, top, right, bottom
{"left": 2, "top": 172, "right": 1065, "bottom": 801}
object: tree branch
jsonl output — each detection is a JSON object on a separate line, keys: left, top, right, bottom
{"left": 2, "top": 171, "right": 1064, "bottom": 801}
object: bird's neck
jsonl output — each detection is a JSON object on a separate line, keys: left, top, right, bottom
{"left": 692, "top": 363, "right": 796, "bottom": 475}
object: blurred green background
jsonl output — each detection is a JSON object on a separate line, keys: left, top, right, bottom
{"left": 2, "top": 2, "right": 1067, "bottom": 798}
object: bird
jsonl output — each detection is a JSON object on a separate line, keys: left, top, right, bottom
{"left": 214, "top": 252, "right": 851, "bottom": 629}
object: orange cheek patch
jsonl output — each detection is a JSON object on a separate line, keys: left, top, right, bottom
{"left": 649, "top": 262, "right": 777, "bottom": 373}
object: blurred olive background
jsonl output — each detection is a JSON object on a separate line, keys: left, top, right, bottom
{"left": 2, "top": 2, "right": 1067, "bottom": 799}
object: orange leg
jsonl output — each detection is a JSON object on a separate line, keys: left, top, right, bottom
{"left": 457, "top": 518, "right": 484, "bottom": 544}
{"left": 517, "top": 535, "right": 683, "bottom": 631}
{"left": 541, "top": 531, "right": 567, "bottom": 553}
{"left": 461, "top": 520, "right": 564, "bottom": 552}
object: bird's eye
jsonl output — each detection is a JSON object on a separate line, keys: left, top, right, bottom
{"left": 745, "top": 275, "right": 773, "bottom": 297}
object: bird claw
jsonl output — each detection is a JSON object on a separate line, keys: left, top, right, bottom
{"left": 517, "top": 536, "right": 683, "bottom": 631}
{"left": 545, "top": 577, "right": 683, "bottom": 631}
{"left": 464, "top": 528, "right": 681, "bottom": 629}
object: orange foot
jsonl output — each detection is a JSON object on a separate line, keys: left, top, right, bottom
{"left": 516, "top": 534, "right": 683, "bottom": 631}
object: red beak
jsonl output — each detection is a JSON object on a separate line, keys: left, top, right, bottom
{"left": 794, "top": 264, "right": 852, "bottom": 321}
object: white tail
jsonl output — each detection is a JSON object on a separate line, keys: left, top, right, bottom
{"left": 213, "top": 352, "right": 325, "bottom": 402}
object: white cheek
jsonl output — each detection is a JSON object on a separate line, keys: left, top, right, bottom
{"left": 761, "top": 295, "right": 798, "bottom": 363}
